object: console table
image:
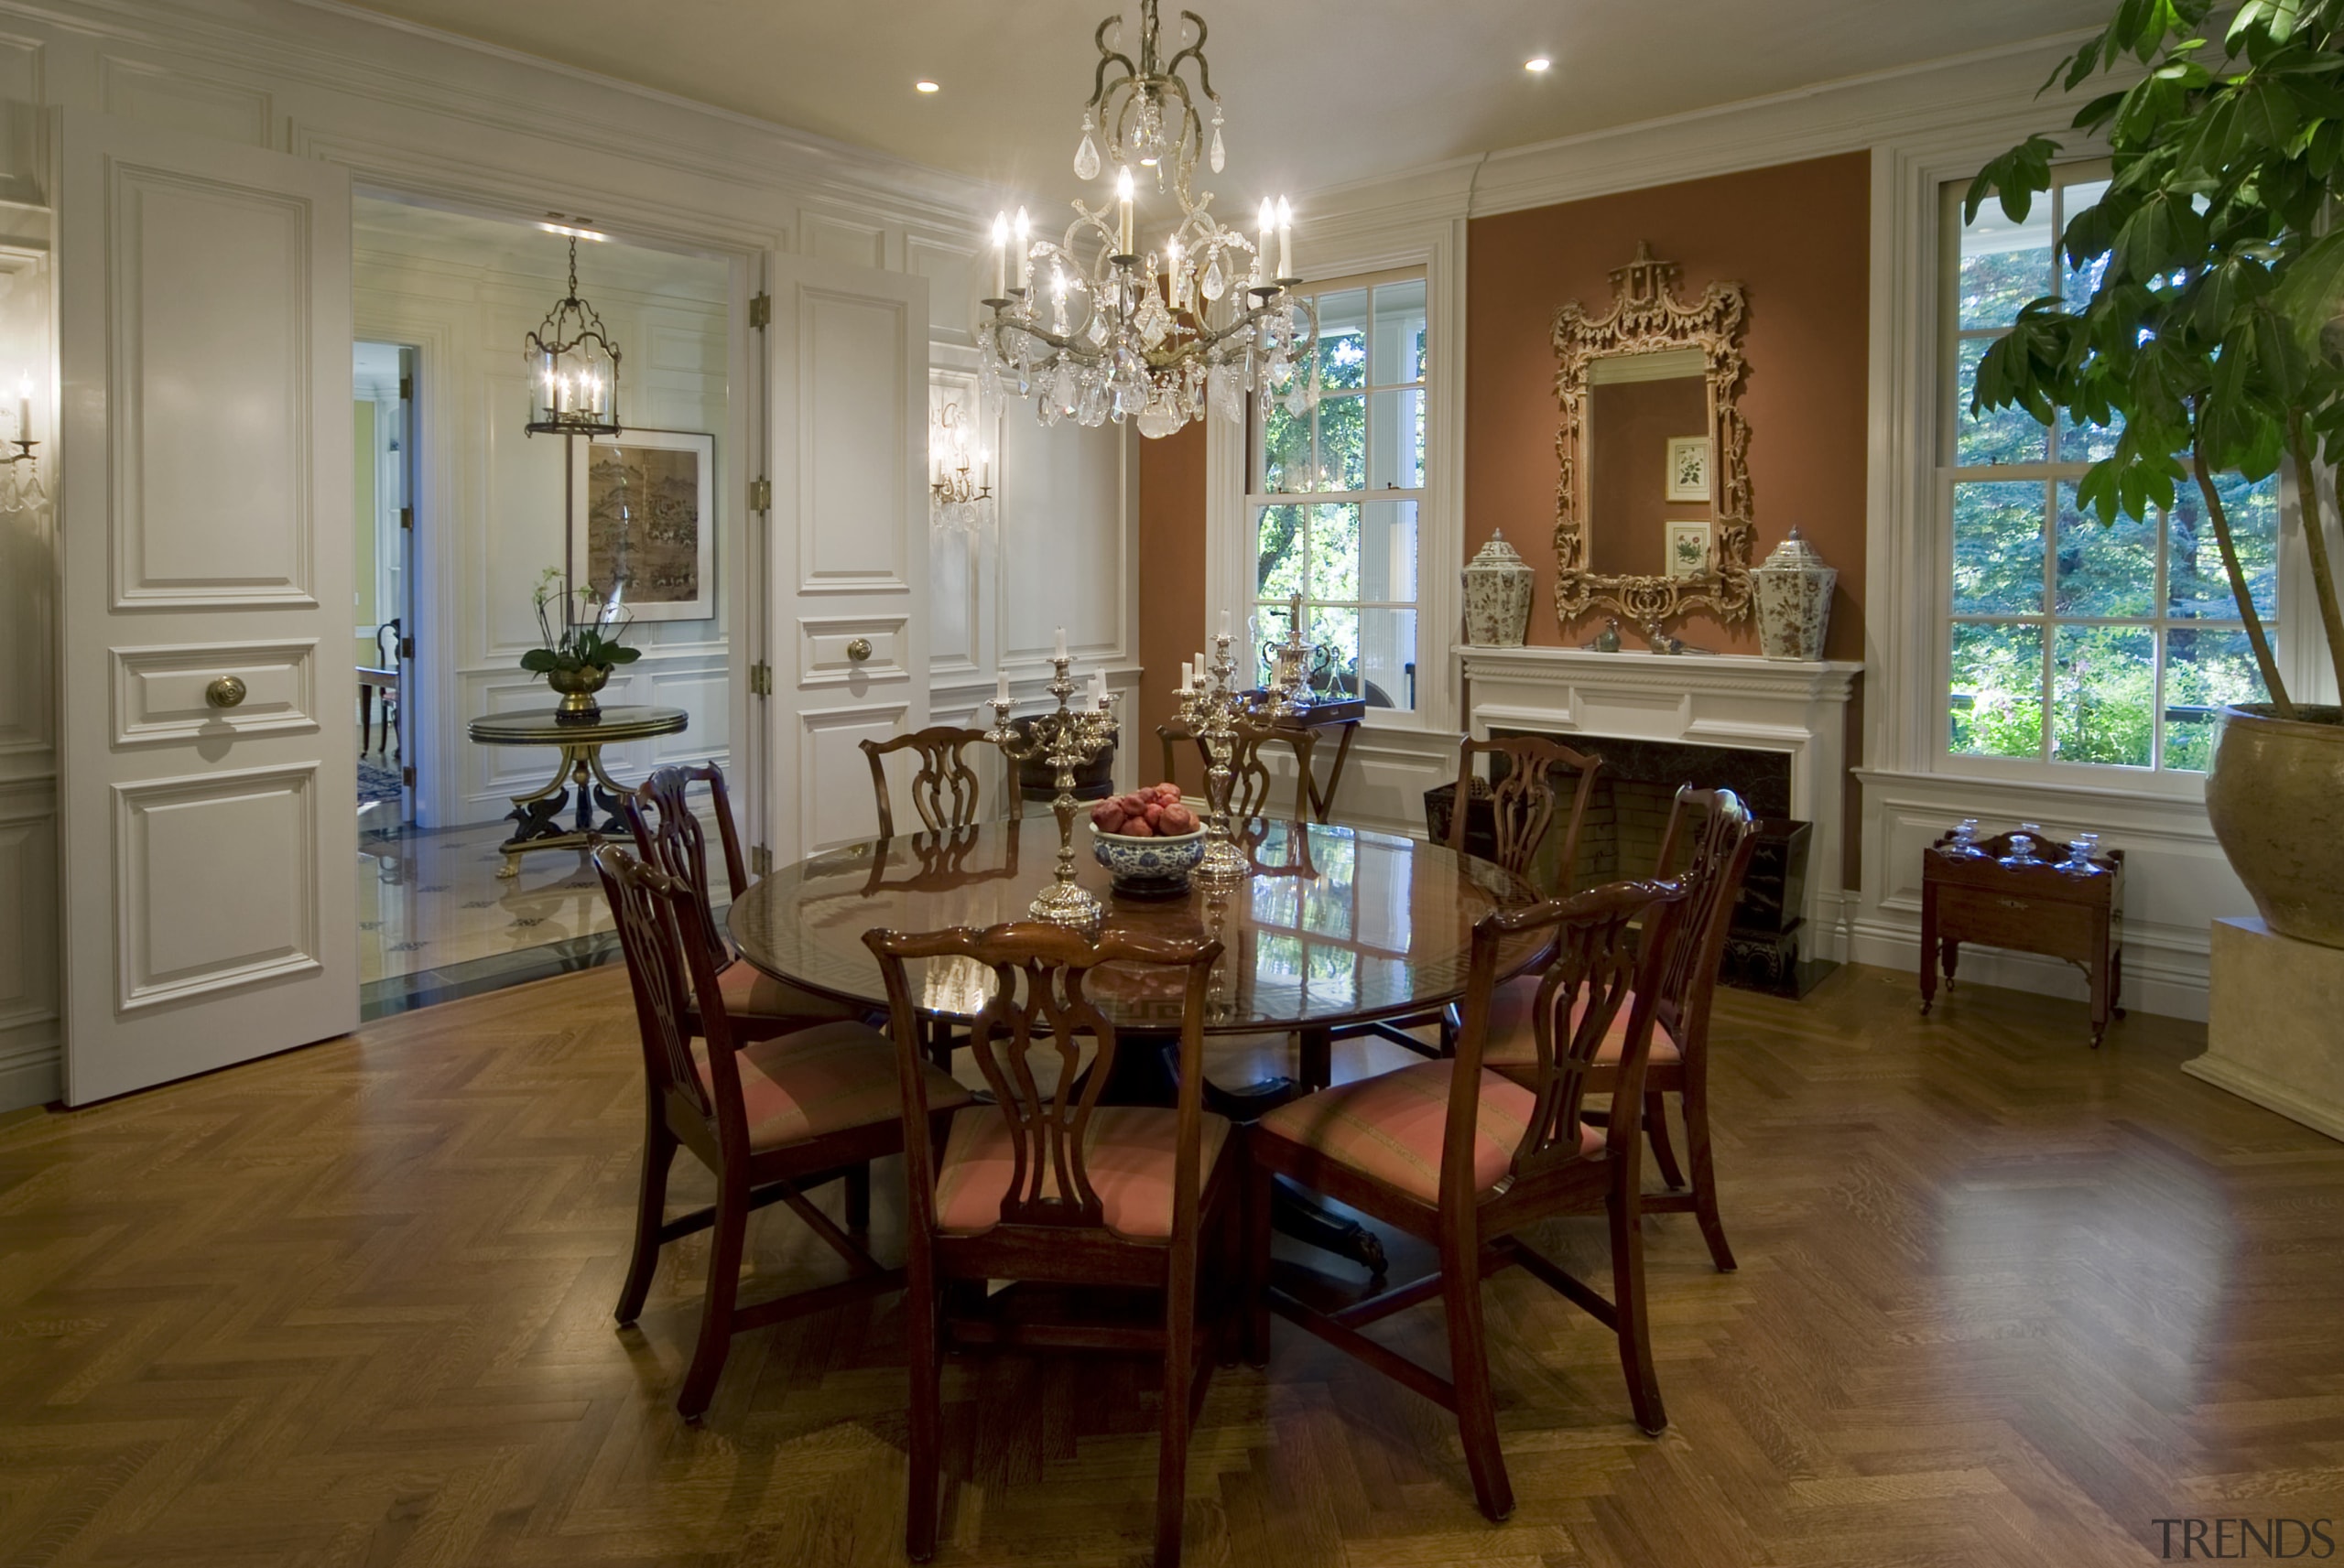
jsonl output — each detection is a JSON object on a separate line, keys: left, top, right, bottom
{"left": 467, "top": 705, "right": 688, "bottom": 879}
{"left": 1920, "top": 829, "right": 2125, "bottom": 1046}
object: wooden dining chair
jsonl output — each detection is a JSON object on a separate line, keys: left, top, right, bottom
{"left": 864, "top": 920, "right": 1243, "bottom": 1568}
{"left": 1249, "top": 877, "right": 1690, "bottom": 1519}
{"left": 1159, "top": 715, "right": 1325, "bottom": 822}
{"left": 861, "top": 725, "right": 993, "bottom": 838}
{"left": 1449, "top": 732, "right": 1603, "bottom": 891}
{"left": 623, "top": 762, "right": 865, "bottom": 1044}
{"left": 594, "top": 845, "right": 973, "bottom": 1421}
{"left": 1344, "top": 733, "right": 1605, "bottom": 1065}
{"left": 1481, "top": 786, "right": 1760, "bottom": 1271}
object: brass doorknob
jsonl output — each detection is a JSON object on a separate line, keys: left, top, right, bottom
{"left": 205, "top": 676, "right": 247, "bottom": 709}
{"left": 845, "top": 636, "right": 874, "bottom": 663}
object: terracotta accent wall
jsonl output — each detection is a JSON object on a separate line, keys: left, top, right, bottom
{"left": 1466, "top": 151, "right": 1871, "bottom": 660}
{"left": 1135, "top": 419, "right": 1210, "bottom": 795}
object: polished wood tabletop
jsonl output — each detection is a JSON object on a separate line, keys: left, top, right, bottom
{"left": 728, "top": 817, "right": 1544, "bottom": 1035}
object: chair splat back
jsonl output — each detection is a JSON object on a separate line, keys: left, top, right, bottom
{"left": 1647, "top": 787, "right": 1761, "bottom": 1044}
{"left": 865, "top": 922, "right": 1221, "bottom": 1236}
{"left": 622, "top": 763, "right": 747, "bottom": 979}
{"left": 1451, "top": 879, "right": 1688, "bottom": 1195}
{"left": 593, "top": 845, "right": 718, "bottom": 1124}
{"left": 862, "top": 726, "right": 989, "bottom": 839}
{"left": 1226, "top": 719, "right": 1318, "bottom": 825}
{"left": 1453, "top": 734, "right": 1603, "bottom": 891}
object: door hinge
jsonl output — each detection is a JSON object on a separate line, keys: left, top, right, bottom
{"left": 748, "top": 292, "right": 771, "bottom": 330}
{"left": 749, "top": 660, "right": 773, "bottom": 697}
{"left": 748, "top": 477, "right": 772, "bottom": 513}
{"left": 398, "top": 635, "right": 415, "bottom": 659}
{"left": 749, "top": 843, "right": 773, "bottom": 877}
{"left": 398, "top": 375, "right": 413, "bottom": 402}
{"left": 401, "top": 765, "right": 416, "bottom": 787}
{"left": 398, "top": 505, "right": 413, "bottom": 531}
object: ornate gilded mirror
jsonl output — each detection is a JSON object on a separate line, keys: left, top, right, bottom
{"left": 1552, "top": 243, "right": 1753, "bottom": 633}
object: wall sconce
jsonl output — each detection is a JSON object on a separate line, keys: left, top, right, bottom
{"left": 930, "top": 400, "right": 993, "bottom": 535}
{"left": 2, "top": 373, "right": 43, "bottom": 511}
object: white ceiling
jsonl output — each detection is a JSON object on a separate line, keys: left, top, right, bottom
{"left": 341, "top": 1, "right": 2106, "bottom": 207}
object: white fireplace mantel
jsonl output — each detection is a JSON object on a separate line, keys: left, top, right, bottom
{"left": 1456, "top": 643, "right": 1863, "bottom": 955}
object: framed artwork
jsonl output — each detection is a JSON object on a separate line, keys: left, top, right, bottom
{"left": 1666, "top": 519, "right": 1714, "bottom": 579}
{"left": 570, "top": 428, "right": 714, "bottom": 622}
{"left": 1664, "top": 434, "right": 1711, "bottom": 503}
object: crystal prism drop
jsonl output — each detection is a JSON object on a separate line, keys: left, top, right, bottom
{"left": 1075, "top": 131, "right": 1100, "bottom": 181}
{"left": 1210, "top": 126, "right": 1225, "bottom": 173}
{"left": 1200, "top": 255, "right": 1225, "bottom": 300}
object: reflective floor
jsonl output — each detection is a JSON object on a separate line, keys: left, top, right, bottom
{"left": 356, "top": 819, "right": 619, "bottom": 989}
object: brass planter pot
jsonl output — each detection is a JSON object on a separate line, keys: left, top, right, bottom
{"left": 546, "top": 663, "right": 613, "bottom": 723}
{"left": 2205, "top": 703, "right": 2344, "bottom": 949}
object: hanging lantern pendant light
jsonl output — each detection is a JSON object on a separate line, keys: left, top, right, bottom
{"left": 523, "top": 234, "right": 622, "bottom": 438}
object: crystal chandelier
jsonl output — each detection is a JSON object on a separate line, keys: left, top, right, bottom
{"left": 979, "top": 0, "right": 1318, "bottom": 439}
{"left": 523, "top": 227, "right": 621, "bottom": 438}
{"left": 929, "top": 400, "right": 994, "bottom": 535}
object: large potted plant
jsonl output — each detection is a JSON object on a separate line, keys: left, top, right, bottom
{"left": 522, "top": 566, "right": 641, "bottom": 722}
{"left": 1970, "top": 0, "right": 2344, "bottom": 947}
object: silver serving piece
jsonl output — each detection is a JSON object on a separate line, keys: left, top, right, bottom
{"left": 1261, "top": 589, "right": 1314, "bottom": 718}
{"left": 984, "top": 655, "right": 1119, "bottom": 925}
{"left": 1175, "top": 629, "right": 1254, "bottom": 885}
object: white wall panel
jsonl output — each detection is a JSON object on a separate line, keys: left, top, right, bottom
{"left": 999, "top": 415, "right": 1123, "bottom": 661}
{"left": 97, "top": 58, "right": 272, "bottom": 146}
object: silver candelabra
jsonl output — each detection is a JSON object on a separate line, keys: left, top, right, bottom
{"left": 985, "top": 655, "right": 1119, "bottom": 925}
{"left": 1176, "top": 630, "right": 1254, "bottom": 885}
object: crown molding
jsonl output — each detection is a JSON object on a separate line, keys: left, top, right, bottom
{"left": 0, "top": 0, "right": 987, "bottom": 231}
{"left": 1300, "top": 27, "right": 2105, "bottom": 232}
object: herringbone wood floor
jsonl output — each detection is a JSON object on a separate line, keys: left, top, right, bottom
{"left": 4, "top": 963, "right": 2340, "bottom": 1566}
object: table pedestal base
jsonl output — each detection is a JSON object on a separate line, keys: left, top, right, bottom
{"left": 494, "top": 741, "right": 634, "bottom": 878}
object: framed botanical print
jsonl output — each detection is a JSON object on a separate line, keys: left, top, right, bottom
{"left": 570, "top": 428, "right": 714, "bottom": 622}
{"left": 1666, "top": 518, "right": 1714, "bottom": 579}
{"left": 1665, "top": 434, "right": 1711, "bottom": 503}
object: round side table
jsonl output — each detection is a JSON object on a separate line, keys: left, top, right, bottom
{"left": 466, "top": 705, "right": 689, "bottom": 878}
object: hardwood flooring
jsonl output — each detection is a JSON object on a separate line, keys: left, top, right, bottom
{"left": 3, "top": 963, "right": 2340, "bottom": 1566}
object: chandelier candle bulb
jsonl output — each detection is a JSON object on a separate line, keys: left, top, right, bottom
{"left": 1115, "top": 167, "right": 1134, "bottom": 254}
{"left": 1276, "top": 196, "right": 1293, "bottom": 279}
{"left": 1257, "top": 198, "right": 1273, "bottom": 283}
{"left": 992, "top": 211, "right": 1007, "bottom": 297}
{"left": 1015, "top": 207, "right": 1033, "bottom": 292}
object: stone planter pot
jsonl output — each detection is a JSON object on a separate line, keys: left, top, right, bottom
{"left": 2204, "top": 703, "right": 2344, "bottom": 948}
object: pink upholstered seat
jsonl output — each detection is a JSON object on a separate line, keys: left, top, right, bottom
{"left": 712, "top": 958, "right": 864, "bottom": 1026}
{"left": 1481, "top": 973, "right": 1680, "bottom": 1069}
{"left": 932, "top": 1105, "right": 1232, "bottom": 1240}
{"left": 691, "top": 1021, "right": 971, "bottom": 1154}
{"left": 1254, "top": 1060, "right": 1603, "bottom": 1207}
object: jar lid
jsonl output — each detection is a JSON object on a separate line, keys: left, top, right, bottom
{"left": 1467, "top": 531, "right": 1528, "bottom": 568}
{"left": 1757, "top": 527, "right": 1831, "bottom": 572}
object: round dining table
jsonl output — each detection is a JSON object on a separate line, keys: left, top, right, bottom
{"left": 728, "top": 816, "right": 1544, "bottom": 1084}
{"left": 728, "top": 816, "right": 1544, "bottom": 1273}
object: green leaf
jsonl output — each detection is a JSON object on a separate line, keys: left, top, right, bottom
{"left": 2230, "top": 0, "right": 2304, "bottom": 46}
{"left": 1965, "top": 135, "right": 2057, "bottom": 224}
{"left": 518, "top": 648, "right": 556, "bottom": 673}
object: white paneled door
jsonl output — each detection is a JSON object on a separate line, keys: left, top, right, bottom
{"left": 762, "top": 252, "right": 928, "bottom": 860}
{"left": 55, "top": 110, "right": 356, "bottom": 1103}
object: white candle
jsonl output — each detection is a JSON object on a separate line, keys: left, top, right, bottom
{"left": 1015, "top": 206, "right": 1032, "bottom": 292}
{"left": 1276, "top": 196, "right": 1293, "bottom": 279}
{"left": 1197, "top": 650, "right": 1209, "bottom": 685}
{"left": 1179, "top": 660, "right": 1193, "bottom": 693}
{"left": 1256, "top": 199, "right": 1274, "bottom": 283}
{"left": 1166, "top": 236, "right": 1182, "bottom": 308}
{"left": 1219, "top": 609, "right": 1232, "bottom": 638}
{"left": 1091, "top": 670, "right": 1109, "bottom": 707}
{"left": 1115, "top": 168, "right": 1134, "bottom": 254}
{"left": 996, "top": 668, "right": 1010, "bottom": 702}
{"left": 1055, "top": 625, "right": 1069, "bottom": 660}
{"left": 18, "top": 375, "right": 31, "bottom": 442}
{"left": 991, "top": 211, "right": 1007, "bottom": 297}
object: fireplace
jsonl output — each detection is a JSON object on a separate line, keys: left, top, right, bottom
{"left": 1456, "top": 643, "right": 1861, "bottom": 975}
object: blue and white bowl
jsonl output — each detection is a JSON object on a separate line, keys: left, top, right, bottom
{"left": 1089, "top": 822, "right": 1207, "bottom": 897}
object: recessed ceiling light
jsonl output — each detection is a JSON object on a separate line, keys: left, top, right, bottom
{"left": 1525, "top": 56, "right": 1552, "bottom": 72}
{"left": 915, "top": 79, "right": 940, "bottom": 93}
